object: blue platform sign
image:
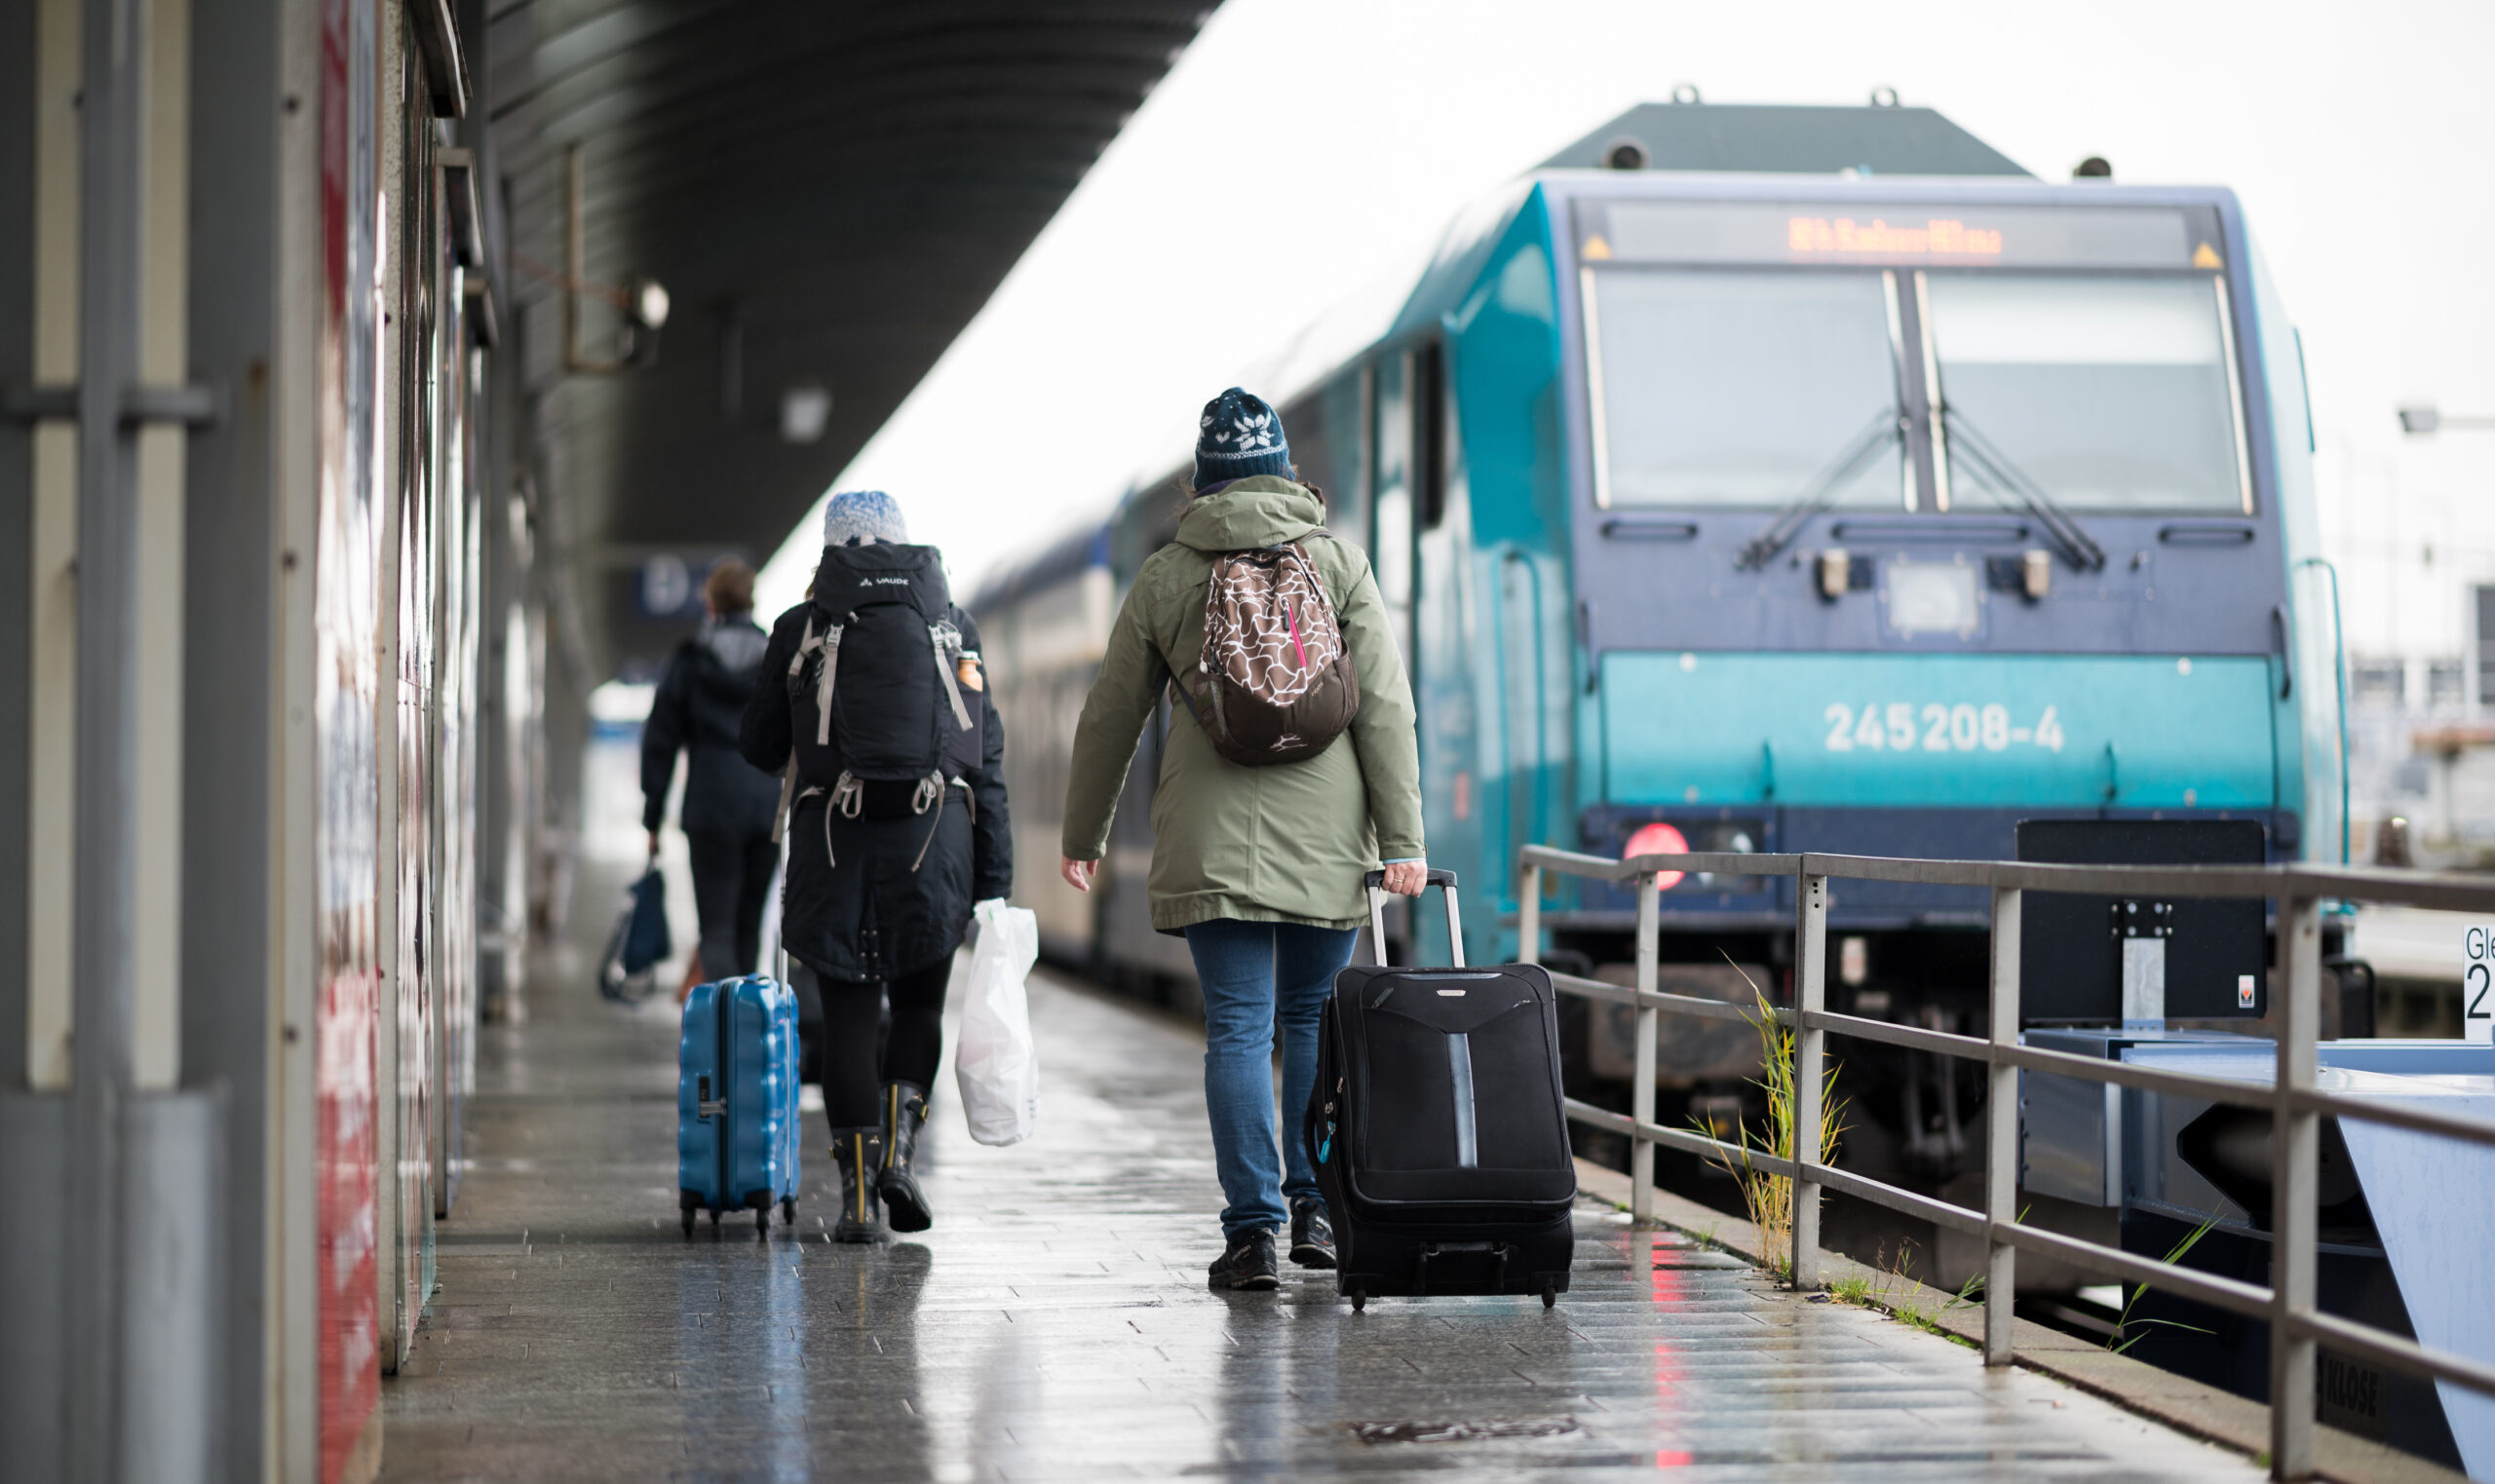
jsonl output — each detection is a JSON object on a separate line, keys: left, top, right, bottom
{"left": 639, "top": 554, "right": 695, "bottom": 618}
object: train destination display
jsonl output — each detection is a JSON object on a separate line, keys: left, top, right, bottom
{"left": 1581, "top": 201, "right": 2222, "bottom": 270}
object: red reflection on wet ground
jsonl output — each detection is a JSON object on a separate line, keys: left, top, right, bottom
{"left": 1649, "top": 1233, "right": 1692, "bottom": 1467}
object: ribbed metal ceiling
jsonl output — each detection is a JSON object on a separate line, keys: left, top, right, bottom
{"left": 482, "top": 1, "right": 1212, "bottom": 675}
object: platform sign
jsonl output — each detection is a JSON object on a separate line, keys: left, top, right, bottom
{"left": 2464, "top": 927, "right": 2495, "bottom": 1045}
{"left": 639, "top": 553, "right": 696, "bottom": 617}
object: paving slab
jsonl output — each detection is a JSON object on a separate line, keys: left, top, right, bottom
{"left": 380, "top": 965, "right": 2272, "bottom": 1483}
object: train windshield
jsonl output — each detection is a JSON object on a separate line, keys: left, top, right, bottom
{"left": 1926, "top": 274, "right": 2246, "bottom": 513}
{"left": 1587, "top": 270, "right": 1903, "bottom": 509}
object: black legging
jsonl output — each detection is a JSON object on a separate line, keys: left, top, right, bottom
{"left": 819, "top": 957, "right": 953, "bottom": 1128}
{"left": 686, "top": 831, "right": 779, "bottom": 979}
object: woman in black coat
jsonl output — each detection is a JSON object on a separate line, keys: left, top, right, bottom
{"left": 640, "top": 559, "right": 784, "bottom": 998}
{"left": 741, "top": 490, "right": 1011, "bottom": 1242}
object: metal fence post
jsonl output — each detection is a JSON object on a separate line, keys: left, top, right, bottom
{"left": 1791, "top": 869, "right": 1827, "bottom": 1289}
{"left": 2272, "top": 893, "right": 2322, "bottom": 1480}
{"left": 1985, "top": 886, "right": 2023, "bottom": 1365}
{"left": 1631, "top": 870, "right": 1659, "bottom": 1225}
{"left": 1518, "top": 862, "right": 1541, "bottom": 967}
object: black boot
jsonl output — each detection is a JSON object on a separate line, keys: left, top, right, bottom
{"left": 879, "top": 1082, "right": 933, "bottom": 1233}
{"left": 828, "top": 1125, "right": 886, "bottom": 1242}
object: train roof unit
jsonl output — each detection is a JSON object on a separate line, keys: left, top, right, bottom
{"left": 1540, "top": 100, "right": 2033, "bottom": 177}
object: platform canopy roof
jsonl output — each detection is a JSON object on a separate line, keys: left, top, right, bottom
{"left": 480, "top": 1, "right": 1213, "bottom": 677}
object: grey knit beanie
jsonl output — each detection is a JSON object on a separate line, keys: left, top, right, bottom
{"left": 821, "top": 489, "right": 908, "bottom": 547}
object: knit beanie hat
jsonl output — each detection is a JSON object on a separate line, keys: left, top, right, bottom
{"left": 821, "top": 489, "right": 908, "bottom": 548}
{"left": 1193, "top": 387, "right": 1291, "bottom": 490}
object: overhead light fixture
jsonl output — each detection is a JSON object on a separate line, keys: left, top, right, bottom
{"left": 561, "top": 144, "right": 671, "bottom": 374}
{"left": 627, "top": 275, "right": 671, "bottom": 332}
{"left": 781, "top": 382, "right": 832, "bottom": 444}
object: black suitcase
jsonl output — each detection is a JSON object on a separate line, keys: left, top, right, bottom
{"left": 1304, "top": 868, "right": 1576, "bottom": 1310}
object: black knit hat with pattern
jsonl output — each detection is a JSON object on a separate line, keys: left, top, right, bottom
{"left": 1193, "top": 387, "right": 1291, "bottom": 490}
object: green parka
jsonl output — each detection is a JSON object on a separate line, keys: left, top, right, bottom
{"left": 1061, "top": 477, "right": 1424, "bottom": 933}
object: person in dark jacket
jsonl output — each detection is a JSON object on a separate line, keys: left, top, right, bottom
{"left": 741, "top": 490, "right": 1012, "bottom": 1242}
{"left": 642, "top": 559, "right": 786, "bottom": 994}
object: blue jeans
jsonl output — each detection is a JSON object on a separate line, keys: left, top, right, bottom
{"left": 1183, "top": 919, "right": 1359, "bottom": 1243}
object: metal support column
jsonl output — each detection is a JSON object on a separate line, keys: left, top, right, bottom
{"left": 63, "top": 0, "right": 151, "bottom": 1470}
{"left": 2271, "top": 894, "right": 2322, "bottom": 1479}
{"left": 1791, "top": 870, "right": 1827, "bottom": 1290}
{"left": 1985, "top": 885, "right": 2022, "bottom": 1365}
{"left": 1630, "top": 870, "right": 1658, "bottom": 1225}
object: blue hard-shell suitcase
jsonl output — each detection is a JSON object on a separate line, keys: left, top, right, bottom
{"left": 678, "top": 975, "right": 802, "bottom": 1236}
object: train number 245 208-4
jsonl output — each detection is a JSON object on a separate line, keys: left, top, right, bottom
{"left": 1822, "top": 702, "right": 2066, "bottom": 754}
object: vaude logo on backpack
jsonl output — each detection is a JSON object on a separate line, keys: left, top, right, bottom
{"left": 1176, "top": 538, "right": 1360, "bottom": 767}
{"left": 774, "top": 544, "right": 983, "bottom": 855}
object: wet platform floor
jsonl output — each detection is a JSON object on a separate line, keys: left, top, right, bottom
{"left": 378, "top": 960, "right": 2266, "bottom": 1483}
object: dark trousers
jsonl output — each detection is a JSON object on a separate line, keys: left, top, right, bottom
{"left": 818, "top": 957, "right": 952, "bottom": 1129}
{"left": 686, "top": 831, "right": 779, "bottom": 980}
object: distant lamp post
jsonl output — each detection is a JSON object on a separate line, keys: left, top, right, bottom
{"left": 2398, "top": 403, "right": 2495, "bottom": 436}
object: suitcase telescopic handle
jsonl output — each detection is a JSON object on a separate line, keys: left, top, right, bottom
{"left": 1363, "top": 866, "right": 1464, "bottom": 968}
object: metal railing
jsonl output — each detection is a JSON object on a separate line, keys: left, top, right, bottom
{"left": 1517, "top": 844, "right": 2495, "bottom": 1482}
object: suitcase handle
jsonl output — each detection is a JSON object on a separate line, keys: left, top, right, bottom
{"left": 1363, "top": 866, "right": 1464, "bottom": 968}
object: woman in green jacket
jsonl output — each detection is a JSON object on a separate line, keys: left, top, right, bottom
{"left": 1059, "top": 387, "right": 1426, "bottom": 1291}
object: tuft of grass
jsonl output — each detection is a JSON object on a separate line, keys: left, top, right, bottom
{"left": 1692, "top": 959, "right": 1849, "bottom": 1285}
{"left": 2107, "top": 1218, "right": 2218, "bottom": 1353}
{"left": 1825, "top": 1243, "right": 1984, "bottom": 1350}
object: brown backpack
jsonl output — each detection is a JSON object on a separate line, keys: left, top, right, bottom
{"left": 1173, "top": 536, "right": 1361, "bottom": 766}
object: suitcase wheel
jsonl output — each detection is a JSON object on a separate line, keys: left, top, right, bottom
{"left": 680, "top": 1208, "right": 695, "bottom": 1238}
{"left": 709, "top": 1207, "right": 720, "bottom": 1234}
{"left": 1349, "top": 1289, "right": 1366, "bottom": 1313}
{"left": 1542, "top": 1281, "right": 1556, "bottom": 1310}
{"left": 782, "top": 1198, "right": 796, "bottom": 1226}
{"left": 756, "top": 1206, "right": 770, "bottom": 1237}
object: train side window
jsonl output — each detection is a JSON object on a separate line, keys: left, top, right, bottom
{"left": 1417, "top": 341, "right": 1447, "bottom": 530}
{"left": 1373, "top": 352, "right": 1414, "bottom": 614}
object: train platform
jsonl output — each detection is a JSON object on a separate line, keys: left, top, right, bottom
{"left": 377, "top": 950, "right": 2272, "bottom": 1483}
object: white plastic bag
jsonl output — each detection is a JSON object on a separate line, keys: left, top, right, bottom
{"left": 955, "top": 898, "right": 1040, "bottom": 1146}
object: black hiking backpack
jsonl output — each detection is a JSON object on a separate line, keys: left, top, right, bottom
{"left": 776, "top": 544, "right": 984, "bottom": 838}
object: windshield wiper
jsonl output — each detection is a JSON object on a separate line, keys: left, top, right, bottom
{"left": 1940, "top": 407, "right": 2107, "bottom": 573}
{"left": 1736, "top": 410, "right": 1905, "bottom": 570}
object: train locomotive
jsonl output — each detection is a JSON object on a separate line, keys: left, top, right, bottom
{"left": 973, "top": 100, "right": 2348, "bottom": 1197}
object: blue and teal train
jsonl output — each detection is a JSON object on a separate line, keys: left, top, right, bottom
{"left": 975, "top": 101, "right": 2347, "bottom": 1150}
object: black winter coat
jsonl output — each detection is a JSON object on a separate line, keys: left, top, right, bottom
{"left": 740, "top": 569, "right": 1012, "bottom": 984}
{"left": 642, "top": 617, "right": 783, "bottom": 838}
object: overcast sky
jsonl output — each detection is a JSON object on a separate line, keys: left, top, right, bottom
{"left": 755, "top": 0, "right": 2495, "bottom": 663}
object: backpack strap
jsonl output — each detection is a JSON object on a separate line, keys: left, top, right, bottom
{"left": 929, "top": 621, "right": 974, "bottom": 731}
{"left": 771, "top": 757, "right": 798, "bottom": 845}
{"left": 771, "top": 616, "right": 819, "bottom": 844}
{"left": 811, "top": 624, "right": 845, "bottom": 745}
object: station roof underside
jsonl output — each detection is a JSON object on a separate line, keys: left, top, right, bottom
{"left": 483, "top": 1, "right": 1211, "bottom": 676}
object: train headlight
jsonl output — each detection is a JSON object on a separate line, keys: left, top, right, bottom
{"left": 1622, "top": 821, "right": 1688, "bottom": 891}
